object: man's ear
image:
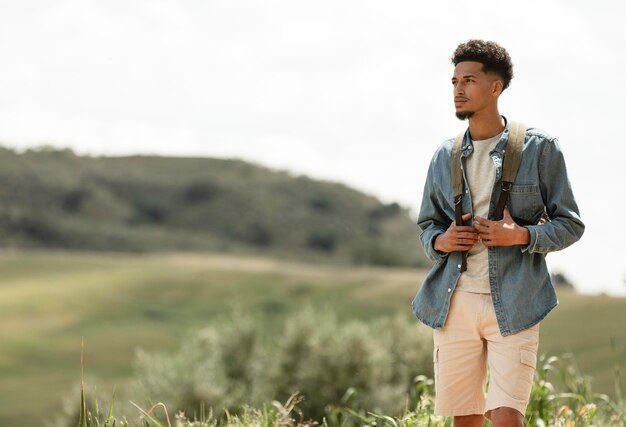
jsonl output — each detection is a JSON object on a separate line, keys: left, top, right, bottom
{"left": 492, "top": 79, "right": 504, "bottom": 96}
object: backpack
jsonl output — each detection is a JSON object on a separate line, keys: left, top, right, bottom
{"left": 451, "top": 121, "right": 526, "bottom": 272}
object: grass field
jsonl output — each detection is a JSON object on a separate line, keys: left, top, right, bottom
{"left": 0, "top": 250, "right": 624, "bottom": 427}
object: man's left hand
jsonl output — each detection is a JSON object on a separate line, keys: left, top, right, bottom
{"left": 473, "top": 208, "right": 530, "bottom": 247}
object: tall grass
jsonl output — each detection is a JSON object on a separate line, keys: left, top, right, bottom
{"left": 67, "top": 356, "right": 626, "bottom": 427}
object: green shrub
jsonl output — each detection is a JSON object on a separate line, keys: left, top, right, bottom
{"left": 132, "top": 307, "right": 433, "bottom": 421}
{"left": 132, "top": 315, "right": 263, "bottom": 418}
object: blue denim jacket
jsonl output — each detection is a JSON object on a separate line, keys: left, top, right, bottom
{"left": 411, "top": 120, "right": 585, "bottom": 336}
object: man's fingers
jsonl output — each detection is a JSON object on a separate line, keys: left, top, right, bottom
{"left": 455, "top": 225, "right": 479, "bottom": 233}
{"left": 456, "top": 232, "right": 479, "bottom": 240}
{"left": 456, "top": 228, "right": 479, "bottom": 235}
{"left": 479, "top": 232, "right": 489, "bottom": 239}
{"left": 461, "top": 213, "right": 472, "bottom": 221}
{"left": 455, "top": 240, "right": 477, "bottom": 247}
{"left": 473, "top": 215, "right": 494, "bottom": 227}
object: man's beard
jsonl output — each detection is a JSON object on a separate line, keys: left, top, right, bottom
{"left": 456, "top": 110, "right": 474, "bottom": 120}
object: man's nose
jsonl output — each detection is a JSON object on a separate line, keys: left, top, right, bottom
{"left": 453, "top": 81, "right": 464, "bottom": 95}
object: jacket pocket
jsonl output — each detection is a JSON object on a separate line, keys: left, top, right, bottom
{"left": 509, "top": 184, "right": 543, "bottom": 223}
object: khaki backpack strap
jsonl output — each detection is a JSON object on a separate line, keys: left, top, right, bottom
{"left": 502, "top": 121, "right": 526, "bottom": 183}
{"left": 493, "top": 121, "right": 527, "bottom": 220}
{"left": 451, "top": 132, "right": 465, "bottom": 201}
{"left": 451, "top": 131, "right": 467, "bottom": 272}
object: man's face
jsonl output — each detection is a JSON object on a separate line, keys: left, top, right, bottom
{"left": 451, "top": 61, "right": 501, "bottom": 120}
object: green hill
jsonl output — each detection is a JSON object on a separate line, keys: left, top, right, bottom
{"left": 0, "top": 146, "right": 428, "bottom": 267}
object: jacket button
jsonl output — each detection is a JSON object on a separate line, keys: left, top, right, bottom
{"left": 447, "top": 288, "right": 451, "bottom": 292}
{"left": 457, "top": 264, "right": 461, "bottom": 269}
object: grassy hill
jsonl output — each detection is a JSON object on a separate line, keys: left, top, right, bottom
{"left": 0, "top": 146, "right": 428, "bottom": 267}
{"left": 0, "top": 250, "right": 624, "bottom": 427}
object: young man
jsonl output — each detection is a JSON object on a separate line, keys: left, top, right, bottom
{"left": 411, "top": 40, "right": 584, "bottom": 426}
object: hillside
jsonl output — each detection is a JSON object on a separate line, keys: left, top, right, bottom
{"left": 0, "top": 146, "right": 428, "bottom": 267}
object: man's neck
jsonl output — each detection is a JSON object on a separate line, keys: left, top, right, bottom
{"left": 468, "top": 111, "right": 505, "bottom": 141}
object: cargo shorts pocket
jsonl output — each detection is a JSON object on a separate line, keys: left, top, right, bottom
{"left": 433, "top": 346, "right": 439, "bottom": 394}
{"left": 520, "top": 347, "right": 537, "bottom": 369}
{"left": 512, "top": 346, "right": 537, "bottom": 400}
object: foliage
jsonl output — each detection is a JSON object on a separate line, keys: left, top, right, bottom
{"left": 131, "top": 307, "right": 433, "bottom": 422}
{"left": 526, "top": 353, "right": 626, "bottom": 426}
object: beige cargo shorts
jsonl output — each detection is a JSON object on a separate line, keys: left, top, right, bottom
{"left": 432, "top": 289, "right": 540, "bottom": 418}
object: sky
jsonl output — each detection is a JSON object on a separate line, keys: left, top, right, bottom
{"left": 0, "top": 0, "right": 624, "bottom": 295}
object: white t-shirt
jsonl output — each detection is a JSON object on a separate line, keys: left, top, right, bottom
{"left": 456, "top": 131, "right": 503, "bottom": 294}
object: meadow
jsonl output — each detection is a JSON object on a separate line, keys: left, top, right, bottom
{"left": 0, "top": 250, "right": 624, "bottom": 426}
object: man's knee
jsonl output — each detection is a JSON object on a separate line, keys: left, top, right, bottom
{"left": 488, "top": 407, "right": 524, "bottom": 426}
{"left": 453, "top": 414, "right": 484, "bottom": 427}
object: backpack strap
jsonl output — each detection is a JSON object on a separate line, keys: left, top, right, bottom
{"left": 493, "top": 121, "right": 526, "bottom": 220}
{"left": 450, "top": 121, "right": 527, "bottom": 273}
{"left": 451, "top": 131, "right": 467, "bottom": 272}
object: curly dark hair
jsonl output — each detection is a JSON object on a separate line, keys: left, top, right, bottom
{"left": 451, "top": 40, "right": 514, "bottom": 91}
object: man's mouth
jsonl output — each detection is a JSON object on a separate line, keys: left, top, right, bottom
{"left": 454, "top": 98, "right": 468, "bottom": 108}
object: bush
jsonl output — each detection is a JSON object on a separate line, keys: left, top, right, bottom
{"left": 132, "top": 315, "right": 262, "bottom": 418}
{"left": 132, "top": 307, "right": 433, "bottom": 421}
{"left": 268, "top": 308, "right": 432, "bottom": 419}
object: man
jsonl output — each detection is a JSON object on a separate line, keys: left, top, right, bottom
{"left": 411, "top": 40, "right": 584, "bottom": 427}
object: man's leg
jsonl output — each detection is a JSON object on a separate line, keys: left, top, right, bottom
{"left": 488, "top": 407, "right": 524, "bottom": 427}
{"left": 453, "top": 414, "right": 484, "bottom": 427}
{"left": 481, "top": 294, "right": 540, "bottom": 425}
{"left": 433, "top": 291, "right": 488, "bottom": 418}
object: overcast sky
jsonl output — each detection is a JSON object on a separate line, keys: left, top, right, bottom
{"left": 1, "top": 0, "right": 624, "bottom": 295}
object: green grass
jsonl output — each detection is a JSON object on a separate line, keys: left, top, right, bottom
{"left": 0, "top": 249, "right": 624, "bottom": 426}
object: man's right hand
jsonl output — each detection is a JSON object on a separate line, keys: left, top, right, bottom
{"left": 433, "top": 213, "right": 479, "bottom": 253}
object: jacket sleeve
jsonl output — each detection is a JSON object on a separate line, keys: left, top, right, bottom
{"left": 417, "top": 154, "right": 453, "bottom": 262}
{"left": 522, "top": 138, "right": 585, "bottom": 254}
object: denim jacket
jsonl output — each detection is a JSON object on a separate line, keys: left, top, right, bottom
{"left": 411, "top": 119, "right": 585, "bottom": 336}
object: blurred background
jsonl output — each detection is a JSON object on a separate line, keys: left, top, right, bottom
{"left": 0, "top": 1, "right": 625, "bottom": 426}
